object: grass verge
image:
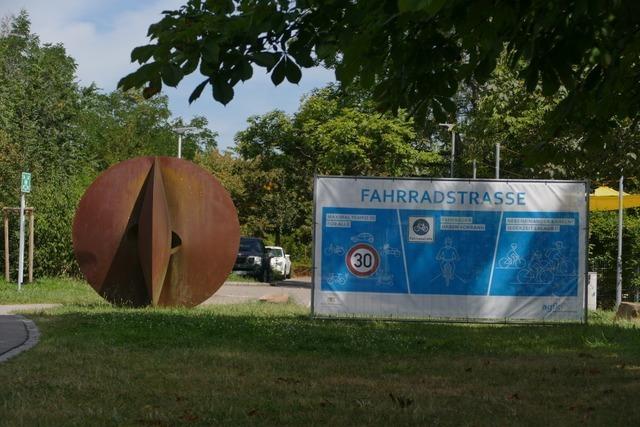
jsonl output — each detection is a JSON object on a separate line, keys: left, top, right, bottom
{"left": 0, "top": 304, "right": 639, "bottom": 426}
{"left": 0, "top": 273, "right": 268, "bottom": 306}
{"left": 226, "top": 272, "right": 261, "bottom": 283}
{"left": 0, "top": 277, "right": 103, "bottom": 305}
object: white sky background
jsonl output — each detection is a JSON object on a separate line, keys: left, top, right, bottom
{"left": 0, "top": 0, "right": 335, "bottom": 150}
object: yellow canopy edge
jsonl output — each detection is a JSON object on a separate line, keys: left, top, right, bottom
{"left": 590, "top": 186, "right": 640, "bottom": 211}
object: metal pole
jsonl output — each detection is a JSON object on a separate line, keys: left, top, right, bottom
{"left": 450, "top": 130, "right": 455, "bottom": 178}
{"left": 473, "top": 159, "right": 477, "bottom": 179}
{"left": 616, "top": 175, "right": 624, "bottom": 309}
{"left": 3, "top": 210, "right": 9, "bottom": 282}
{"left": 178, "top": 134, "right": 182, "bottom": 159}
{"left": 495, "top": 143, "right": 500, "bottom": 179}
{"left": 636, "top": 266, "right": 639, "bottom": 302}
{"left": 18, "top": 193, "right": 25, "bottom": 290}
{"left": 28, "top": 210, "right": 34, "bottom": 283}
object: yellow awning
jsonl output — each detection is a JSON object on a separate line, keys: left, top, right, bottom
{"left": 590, "top": 186, "right": 640, "bottom": 211}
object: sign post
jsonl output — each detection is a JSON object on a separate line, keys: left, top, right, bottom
{"left": 18, "top": 172, "right": 31, "bottom": 290}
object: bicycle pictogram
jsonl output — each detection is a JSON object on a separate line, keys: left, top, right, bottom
{"left": 326, "top": 272, "right": 347, "bottom": 286}
{"left": 324, "top": 243, "right": 345, "bottom": 256}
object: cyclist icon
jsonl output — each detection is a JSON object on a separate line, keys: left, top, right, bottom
{"left": 435, "top": 237, "right": 460, "bottom": 286}
{"left": 545, "top": 241, "right": 573, "bottom": 275}
{"left": 498, "top": 243, "right": 526, "bottom": 269}
{"left": 517, "top": 251, "right": 553, "bottom": 284}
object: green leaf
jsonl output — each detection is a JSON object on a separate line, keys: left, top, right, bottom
{"left": 206, "top": 0, "right": 234, "bottom": 14}
{"left": 285, "top": 60, "right": 301, "bottom": 84}
{"left": 117, "top": 62, "right": 160, "bottom": 90}
{"left": 541, "top": 66, "right": 560, "bottom": 97}
{"left": 189, "top": 79, "right": 209, "bottom": 103}
{"left": 474, "top": 55, "right": 497, "bottom": 84}
{"left": 524, "top": 65, "right": 539, "bottom": 92}
{"left": 288, "top": 38, "right": 315, "bottom": 67}
{"left": 130, "top": 45, "right": 156, "bottom": 64}
{"left": 181, "top": 57, "right": 199, "bottom": 75}
{"left": 212, "top": 78, "right": 234, "bottom": 105}
{"left": 440, "top": 97, "right": 456, "bottom": 113}
{"left": 143, "top": 77, "right": 162, "bottom": 99}
{"left": 360, "top": 69, "right": 375, "bottom": 89}
{"left": 335, "top": 60, "right": 360, "bottom": 85}
{"left": 315, "top": 43, "right": 335, "bottom": 60}
{"left": 239, "top": 61, "right": 253, "bottom": 81}
{"left": 398, "top": 0, "right": 446, "bottom": 14}
{"left": 554, "top": 63, "right": 575, "bottom": 90}
{"left": 200, "top": 60, "right": 216, "bottom": 76}
{"left": 161, "top": 63, "right": 183, "bottom": 87}
{"left": 431, "top": 100, "right": 446, "bottom": 122}
{"left": 251, "top": 52, "right": 280, "bottom": 70}
{"left": 294, "top": 52, "right": 315, "bottom": 68}
{"left": 202, "top": 41, "right": 220, "bottom": 64}
{"left": 117, "top": 73, "right": 140, "bottom": 91}
{"left": 271, "top": 59, "right": 286, "bottom": 86}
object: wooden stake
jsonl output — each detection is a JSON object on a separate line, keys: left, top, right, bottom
{"left": 28, "top": 210, "right": 34, "bottom": 283}
{"left": 3, "top": 210, "right": 8, "bottom": 282}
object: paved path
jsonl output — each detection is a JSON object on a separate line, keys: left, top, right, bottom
{"left": 0, "top": 315, "right": 40, "bottom": 363}
{"left": 0, "top": 304, "right": 59, "bottom": 362}
{"left": 202, "top": 278, "right": 311, "bottom": 307}
{"left": 0, "top": 304, "right": 61, "bottom": 315}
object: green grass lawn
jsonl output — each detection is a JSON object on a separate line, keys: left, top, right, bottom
{"left": 0, "top": 277, "right": 103, "bottom": 305}
{"left": 226, "top": 272, "right": 261, "bottom": 283}
{"left": 0, "top": 273, "right": 262, "bottom": 306}
{"left": 1, "top": 294, "right": 640, "bottom": 426}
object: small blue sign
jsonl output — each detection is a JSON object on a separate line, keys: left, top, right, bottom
{"left": 21, "top": 172, "right": 31, "bottom": 193}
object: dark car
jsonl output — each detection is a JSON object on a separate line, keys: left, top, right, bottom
{"left": 233, "top": 237, "right": 270, "bottom": 282}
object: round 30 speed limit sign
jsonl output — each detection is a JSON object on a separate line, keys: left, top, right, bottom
{"left": 346, "top": 243, "right": 380, "bottom": 277}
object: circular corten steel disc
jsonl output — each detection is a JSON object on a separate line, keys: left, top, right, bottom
{"left": 72, "top": 156, "right": 240, "bottom": 307}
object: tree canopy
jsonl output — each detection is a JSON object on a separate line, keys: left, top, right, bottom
{"left": 197, "top": 85, "right": 442, "bottom": 251}
{"left": 452, "top": 57, "right": 640, "bottom": 181}
{"left": 0, "top": 11, "right": 217, "bottom": 277}
{"left": 120, "top": 0, "right": 640, "bottom": 133}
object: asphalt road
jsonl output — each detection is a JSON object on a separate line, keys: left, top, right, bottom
{"left": 201, "top": 277, "right": 312, "bottom": 307}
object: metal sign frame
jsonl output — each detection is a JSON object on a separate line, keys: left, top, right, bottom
{"left": 311, "top": 176, "right": 590, "bottom": 323}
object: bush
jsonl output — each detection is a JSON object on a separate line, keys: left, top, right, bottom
{"left": 589, "top": 210, "right": 640, "bottom": 307}
{"left": 29, "top": 172, "right": 94, "bottom": 278}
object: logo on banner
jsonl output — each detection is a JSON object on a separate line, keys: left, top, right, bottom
{"left": 409, "top": 216, "right": 434, "bottom": 242}
{"left": 346, "top": 243, "right": 379, "bottom": 277}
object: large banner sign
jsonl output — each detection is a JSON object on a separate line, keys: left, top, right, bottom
{"left": 313, "top": 177, "right": 588, "bottom": 322}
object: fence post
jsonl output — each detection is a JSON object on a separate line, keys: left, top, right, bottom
{"left": 28, "top": 210, "right": 34, "bottom": 283}
{"left": 616, "top": 176, "right": 623, "bottom": 309}
{"left": 495, "top": 143, "right": 500, "bottom": 179}
{"left": 3, "top": 209, "right": 8, "bottom": 282}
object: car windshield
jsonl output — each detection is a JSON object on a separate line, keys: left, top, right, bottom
{"left": 267, "top": 248, "right": 284, "bottom": 257}
{"left": 239, "top": 239, "right": 263, "bottom": 253}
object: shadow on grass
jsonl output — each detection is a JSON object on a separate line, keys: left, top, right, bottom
{"left": 32, "top": 305, "right": 640, "bottom": 360}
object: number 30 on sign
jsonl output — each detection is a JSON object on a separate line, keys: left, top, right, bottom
{"left": 346, "top": 243, "right": 379, "bottom": 277}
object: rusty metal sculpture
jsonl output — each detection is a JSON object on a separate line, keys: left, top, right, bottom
{"left": 72, "top": 157, "right": 240, "bottom": 307}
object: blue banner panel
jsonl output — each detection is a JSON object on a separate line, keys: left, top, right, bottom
{"left": 313, "top": 177, "right": 588, "bottom": 322}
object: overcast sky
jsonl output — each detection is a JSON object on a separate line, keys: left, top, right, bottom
{"left": 0, "top": 0, "right": 335, "bottom": 150}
